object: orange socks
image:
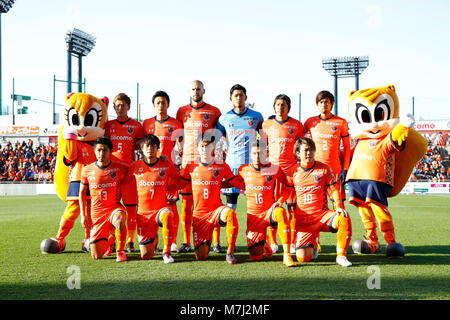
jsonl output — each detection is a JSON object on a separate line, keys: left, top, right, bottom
{"left": 223, "top": 209, "right": 239, "bottom": 254}
{"left": 115, "top": 226, "right": 127, "bottom": 252}
{"left": 181, "top": 196, "right": 193, "bottom": 245}
{"left": 126, "top": 205, "right": 137, "bottom": 244}
{"left": 333, "top": 214, "right": 352, "bottom": 257}
{"left": 272, "top": 207, "right": 291, "bottom": 250}
{"left": 168, "top": 202, "right": 179, "bottom": 247}
{"left": 159, "top": 209, "right": 174, "bottom": 253}
{"left": 213, "top": 227, "right": 221, "bottom": 246}
{"left": 267, "top": 226, "right": 278, "bottom": 246}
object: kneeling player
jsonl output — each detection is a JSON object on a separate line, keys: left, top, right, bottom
{"left": 287, "top": 138, "right": 352, "bottom": 267}
{"left": 125, "top": 134, "right": 180, "bottom": 263}
{"left": 180, "top": 134, "right": 242, "bottom": 264}
{"left": 79, "top": 136, "right": 129, "bottom": 262}
{"left": 230, "top": 140, "right": 296, "bottom": 267}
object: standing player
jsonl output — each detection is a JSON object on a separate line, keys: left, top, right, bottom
{"left": 179, "top": 135, "right": 242, "bottom": 264}
{"left": 287, "top": 138, "right": 352, "bottom": 267}
{"left": 143, "top": 91, "right": 183, "bottom": 253}
{"left": 230, "top": 140, "right": 296, "bottom": 267}
{"left": 303, "top": 90, "right": 351, "bottom": 201}
{"left": 79, "top": 136, "right": 129, "bottom": 262}
{"left": 176, "top": 80, "right": 222, "bottom": 253}
{"left": 105, "top": 93, "right": 144, "bottom": 252}
{"left": 261, "top": 94, "right": 304, "bottom": 253}
{"left": 124, "top": 134, "right": 180, "bottom": 263}
{"left": 215, "top": 84, "right": 263, "bottom": 253}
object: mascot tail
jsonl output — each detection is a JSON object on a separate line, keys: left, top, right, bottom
{"left": 389, "top": 128, "right": 427, "bottom": 197}
{"left": 54, "top": 126, "right": 69, "bottom": 201}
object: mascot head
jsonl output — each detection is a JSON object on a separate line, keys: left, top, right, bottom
{"left": 63, "top": 93, "right": 109, "bottom": 141}
{"left": 348, "top": 85, "right": 399, "bottom": 140}
{"left": 55, "top": 93, "right": 109, "bottom": 201}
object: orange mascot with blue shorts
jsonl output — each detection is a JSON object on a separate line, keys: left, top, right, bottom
{"left": 40, "top": 93, "right": 109, "bottom": 253}
{"left": 346, "top": 85, "right": 426, "bottom": 257}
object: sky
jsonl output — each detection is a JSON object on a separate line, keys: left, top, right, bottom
{"left": 2, "top": 0, "right": 450, "bottom": 125}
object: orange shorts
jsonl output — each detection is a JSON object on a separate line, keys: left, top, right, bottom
{"left": 294, "top": 210, "right": 337, "bottom": 249}
{"left": 192, "top": 206, "right": 227, "bottom": 249}
{"left": 246, "top": 208, "right": 277, "bottom": 248}
{"left": 136, "top": 208, "right": 170, "bottom": 245}
{"left": 90, "top": 205, "right": 126, "bottom": 244}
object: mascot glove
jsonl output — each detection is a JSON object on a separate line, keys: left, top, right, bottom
{"left": 400, "top": 113, "right": 415, "bottom": 128}
{"left": 62, "top": 126, "right": 79, "bottom": 140}
{"left": 338, "top": 169, "right": 348, "bottom": 185}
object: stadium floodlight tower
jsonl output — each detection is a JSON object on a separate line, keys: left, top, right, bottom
{"left": 0, "top": 0, "right": 15, "bottom": 116}
{"left": 322, "top": 56, "right": 369, "bottom": 116}
{"left": 65, "top": 28, "right": 96, "bottom": 93}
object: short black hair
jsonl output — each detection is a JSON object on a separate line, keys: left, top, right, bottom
{"left": 273, "top": 94, "right": 291, "bottom": 111}
{"left": 315, "top": 90, "right": 334, "bottom": 104}
{"left": 93, "top": 136, "right": 113, "bottom": 151}
{"left": 140, "top": 134, "right": 160, "bottom": 149}
{"left": 293, "top": 137, "right": 316, "bottom": 154}
{"left": 152, "top": 90, "right": 170, "bottom": 105}
{"left": 230, "top": 84, "right": 247, "bottom": 96}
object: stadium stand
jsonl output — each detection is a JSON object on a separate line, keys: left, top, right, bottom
{"left": 0, "top": 139, "right": 56, "bottom": 182}
{"left": 409, "top": 132, "right": 449, "bottom": 182}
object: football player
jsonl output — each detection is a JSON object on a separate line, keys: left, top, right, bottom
{"left": 104, "top": 93, "right": 144, "bottom": 252}
{"left": 143, "top": 91, "right": 183, "bottom": 253}
{"left": 124, "top": 134, "right": 181, "bottom": 263}
{"left": 79, "top": 136, "right": 129, "bottom": 262}
{"left": 175, "top": 80, "right": 222, "bottom": 253}
{"left": 215, "top": 84, "right": 264, "bottom": 253}
{"left": 179, "top": 134, "right": 242, "bottom": 264}
{"left": 286, "top": 137, "right": 353, "bottom": 267}
{"left": 261, "top": 94, "right": 304, "bottom": 253}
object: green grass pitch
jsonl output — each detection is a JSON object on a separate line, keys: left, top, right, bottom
{"left": 0, "top": 194, "right": 449, "bottom": 300}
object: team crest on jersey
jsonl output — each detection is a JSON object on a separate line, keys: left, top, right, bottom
{"left": 288, "top": 128, "right": 295, "bottom": 136}
{"left": 313, "top": 174, "right": 321, "bottom": 183}
{"left": 203, "top": 113, "right": 210, "bottom": 121}
{"left": 128, "top": 127, "right": 134, "bottom": 135}
{"left": 331, "top": 125, "right": 338, "bottom": 132}
{"left": 213, "top": 170, "right": 220, "bottom": 178}
{"left": 248, "top": 120, "right": 254, "bottom": 127}
{"left": 167, "top": 126, "right": 174, "bottom": 134}
{"left": 110, "top": 171, "right": 117, "bottom": 180}
{"left": 368, "top": 140, "right": 377, "bottom": 149}
{"left": 158, "top": 170, "right": 166, "bottom": 178}
{"left": 265, "top": 175, "right": 273, "bottom": 183}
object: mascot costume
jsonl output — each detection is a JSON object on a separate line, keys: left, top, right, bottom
{"left": 41, "top": 93, "right": 109, "bottom": 253}
{"left": 346, "top": 85, "right": 426, "bottom": 257}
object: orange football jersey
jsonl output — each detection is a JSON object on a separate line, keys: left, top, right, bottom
{"left": 261, "top": 116, "right": 304, "bottom": 171}
{"left": 237, "top": 163, "right": 291, "bottom": 214}
{"left": 176, "top": 103, "right": 222, "bottom": 165}
{"left": 105, "top": 118, "right": 145, "bottom": 163}
{"left": 180, "top": 162, "right": 238, "bottom": 218}
{"left": 287, "top": 161, "right": 335, "bottom": 223}
{"left": 142, "top": 116, "right": 183, "bottom": 161}
{"left": 346, "top": 135, "right": 400, "bottom": 187}
{"left": 125, "top": 158, "right": 181, "bottom": 214}
{"left": 80, "top": 160, "right": 128, "bottom": 218}
{"left": 304, "top": 115, "right": 350, "bottom": 173}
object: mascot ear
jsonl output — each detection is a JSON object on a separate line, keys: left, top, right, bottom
{"left": 65, "top": 92, "right": 75, "bottom": 102}
{"left": 387, "top": 84, "right": 396, "bottom": 92}
{"left": 100, "top": 96, "right": 109, "bottom": 107}
{"left": 349, "top": 90, "right": 357, "bottom": 98}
